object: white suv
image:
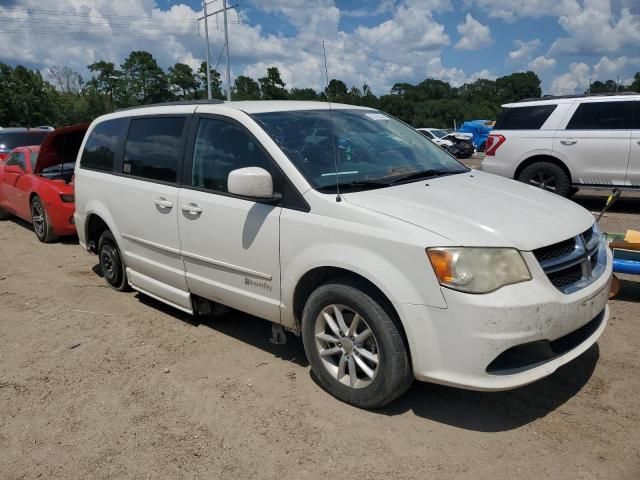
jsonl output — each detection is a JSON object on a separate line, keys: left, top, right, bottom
{"left": 482, "top": 93, "right": 640, "bottom": 196}
{"left": 74, "top": 100, "right": 612, "bottom": 408}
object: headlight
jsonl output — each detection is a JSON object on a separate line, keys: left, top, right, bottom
{"left": 427, "top": 247, "right": 531, "bottom": 294}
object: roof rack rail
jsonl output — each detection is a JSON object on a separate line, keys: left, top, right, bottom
{"left": 517, "top": 91, "right": 638, "bottom": 102}
{"left": 115, "top": 99, "right": 225, "bottom": 112}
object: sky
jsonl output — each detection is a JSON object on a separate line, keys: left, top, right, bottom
{"left": 0, "top": 0, "right": 639, "bottom": 95}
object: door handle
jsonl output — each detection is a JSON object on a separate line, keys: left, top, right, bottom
{"left": 181, "top": 203, "right": 202, "bottom": 215}
{"left": 560, "top": 140, "right": 577, "bottom": 146}
{"left": 155, "top": 198, "right": 173, "bottom": 209}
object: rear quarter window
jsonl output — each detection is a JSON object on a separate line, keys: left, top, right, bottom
{"left": 80, "top": 118, "right": 127, "bottom": 172}
{"left": 494, "top": 105, "right": 557, "bottom": 130}
{"left": 566, "top": 101, "right": 633, "bottom": 130}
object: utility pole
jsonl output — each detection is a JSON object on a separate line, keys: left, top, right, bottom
{"left": 198, "top": 0, "right": 237, "bottom": 102}
{"left": 203, "top": 1, "right": 212, "bottom": 100}
{"left": 222, "top": 0, "right": 232, "bottom": 101}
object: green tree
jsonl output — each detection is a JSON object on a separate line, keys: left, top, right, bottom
{"left": 87, "top": 61, "right": 120, "bottom": 106}
{"left": 232, "top": 75, "right": 261, "bottom": 100}
{"left": 288, "top": 87, "right": 318, "bottom": 100}
{"left": 259, "top": 67, "right": 288, "bottom": 100}
{"left": 168, "top": 63, "right": 198, "bottom": 99}
{"left": 196, "top": 62, "right": 224, "bottom": 99}
{"left": 120, "top": 51, "right": 170, "bottom": 105}
{"left": 495, "top": 71, "right": 541, "bottom": 102}
{"left": 630, "top": 72, "right": 640, "bottom": 93}
{"left": 325, "top": 79, "right": 348, "bottom": 100}
{"left": 0, "top": 64, "right": 59, "bottom": 127}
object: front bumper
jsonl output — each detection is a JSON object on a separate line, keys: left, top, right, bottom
{"left": 396, "top": 248, "right": 612, "bottom": 391}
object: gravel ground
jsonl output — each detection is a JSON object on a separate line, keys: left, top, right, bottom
{"left": 1, "top": 174, "right": 639, "bottom": 479}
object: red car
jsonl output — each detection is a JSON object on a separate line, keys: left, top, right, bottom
{"left": 0, "top": 124, "right": 88, "bottom": 242}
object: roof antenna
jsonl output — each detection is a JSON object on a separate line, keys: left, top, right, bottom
{"left": 322, "top": 40, "right": 341, "bottom": 202}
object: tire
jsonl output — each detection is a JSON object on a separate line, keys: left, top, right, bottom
{"left": 31, "top": 196, "right": 58, "bottom": 243}
{"left": 98, "top": 230, "right": 129, "bottom": 291}
{"left": 0, "top": 206, "right": 9, "bottom": 220}
{"left": 301, "top": 278, "right": 413, "bottom": 409}
{"left": 517, "top": 161, "right": 571, "bottom": 197}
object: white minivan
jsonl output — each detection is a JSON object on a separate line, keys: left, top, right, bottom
{"left": 74, "top": 100, "right": 612, "bottom": 408}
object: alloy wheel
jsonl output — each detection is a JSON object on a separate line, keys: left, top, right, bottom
{"left": 31, "top": 201, "right": 45, "bottom": 237}
{"left": 529, "top": 172, "right": 557, "bottom": 192}
{"left": 314, "top": 304, "right": 380, "bottom": 389}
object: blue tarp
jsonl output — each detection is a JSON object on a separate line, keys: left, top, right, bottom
{"left": 456, "top": 120, "right": 494, "bottom": 149}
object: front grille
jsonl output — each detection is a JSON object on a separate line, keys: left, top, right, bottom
{"left": 533, "top": 224, "right": 605, "bottom": 294}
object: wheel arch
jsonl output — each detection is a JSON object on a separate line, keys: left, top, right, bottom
{"left": 514, "top": 154, "right": 572, "bottom": 183}
{"left": 291, "top": 266, "right": 412, "bottom": 366}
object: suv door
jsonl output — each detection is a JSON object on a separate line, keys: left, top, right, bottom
{"left": 629, "top": 100, "right": 640, "bottom": 186}
{"left": 113, "top": 116, "right": 192, "bottom": 312}
{"left": 554, "top": 100, "right": 633, "bottom": 186}
{"left": 177, "top": 115, "right": 282, "bottom": 322}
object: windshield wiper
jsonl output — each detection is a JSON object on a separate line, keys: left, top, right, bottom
{"left": 387, "top": 169, "right": 464, "bottom": 185}
{"left": 317, "top": 179, "right": 391, "bottom": 192}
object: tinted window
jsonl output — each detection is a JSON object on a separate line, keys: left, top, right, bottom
{"left": 418, "top": 130, "right": 434, "bottom": 139}
{"left": 6, "top": 151, "right": 26, "bottom": 170}
{"left": 0, "top": 131, "right": 49, "bottom": 153}
{"left": 494, "top": 105, "right": 557, "bottom": 130}
{"left": 80, "top": 119, "right": 126, "bottom": 171}
{"left": 191, "top": 118, "right": 271, "bottom": 192}
{"left": 566, "top": 101, "right": 633, "bottom": 130}
{"left": 634, "top": 101, "right": 640, "bottom": 129}
{"left": 123, "top": 117, "right": 186, "bottom": 183}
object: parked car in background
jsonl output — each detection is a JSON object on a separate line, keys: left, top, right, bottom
{"left": 74, "top": 100, "right": 612, "bottom": 409}
{"left": 416, "top": 128, "right": 454, "bottom": 148}
{"left": 416, "top": 128, "right": 475, "bottom": 159}
{"left": 0, "top": 128, "right": 51, "bottom": 161}
{"left": 481, "top": 93, "right": 640, "bottom": 197}
{"left": 0, "top": 124, "right": 88, "bottom": 242}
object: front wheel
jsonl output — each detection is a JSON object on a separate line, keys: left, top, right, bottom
{"left": 31, "top": 196, "right": 58, "bottom": 243}
{"left": 517, "top": 161, "right": 571, "bottom": 197}
{"left": 301, "top": 279, "right": 413, "bottom": 409}
{"left": 98, "top": 230, "right": 129, "bottom": 291}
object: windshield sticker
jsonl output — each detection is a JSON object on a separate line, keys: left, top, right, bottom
{"left": 365, "top": 113, "right": 390, "bottom": 121}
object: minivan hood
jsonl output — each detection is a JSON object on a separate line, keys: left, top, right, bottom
{"left": 343, "top": 170, "right": 594, "bottom": 251}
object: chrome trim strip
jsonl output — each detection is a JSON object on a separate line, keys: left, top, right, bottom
{"left": 121, "top": 233, "right": 181, "bottom": 255}
{"left": 181, "top": 250, "right": 272, "bottom": 280}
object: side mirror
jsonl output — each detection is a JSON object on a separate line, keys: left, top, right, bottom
{"left": 228, "top": 167, "right": 279, "bottom": 201}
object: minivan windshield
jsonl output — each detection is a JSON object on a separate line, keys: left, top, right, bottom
{"left": 252, "top": 109, "right": 467, "bottom": 191}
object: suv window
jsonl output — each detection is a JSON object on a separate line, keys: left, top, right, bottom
{"left": 6, "top": 151, "right": 26, "bottom": 170}
{"left": 0, "top": 131, "right": 49, "bottom": 154}
{"left": 123, "top": 117, "right": 186, "bottom": 183}
{"left": 566, "top": 101, "right": 633, "bottom": 130}
{"left": 494, "top": 105, "right": 557, "bottom": 130}
{"left": 80, "top": 118, "right": 126, "bottom": 171}
{"left": 191, "top": 118, "right": 271, "bottom": 193}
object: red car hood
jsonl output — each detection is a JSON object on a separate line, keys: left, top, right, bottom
{"left": 33, "top": 123, "right": 89, "bottom": 174}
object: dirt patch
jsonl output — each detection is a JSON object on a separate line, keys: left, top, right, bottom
{"left": 1, "top": 199, "right": 639, "bottom": 479}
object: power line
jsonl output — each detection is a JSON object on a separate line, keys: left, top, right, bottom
{"left": 0, "top": 6, "right": 200, "bottom": 22}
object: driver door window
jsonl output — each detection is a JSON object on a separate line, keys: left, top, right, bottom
{"left": 6, "top": 152, "right": 26, "bottom": 171}
{"left": 191, "top": 118, "right": 271, "bottom": 193}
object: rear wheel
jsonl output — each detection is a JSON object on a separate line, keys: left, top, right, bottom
{"left": 301, "top": 278, "right": 413, "bottom": 409}
{"left": 517, "top": 161, "right": 571, "bottom": 197}
{"left": 98, "top": 230, "right": 129, "bottom": 291}
{"left": 0, "top": 206, "right": 9, "bottom": 220}
{"left": 31, "top": 196, "right": 58, "bottom": 243}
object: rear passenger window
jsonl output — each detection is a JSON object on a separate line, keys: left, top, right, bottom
{"left": 80, "top": 118, "right": 125, "bottom": 171}
{"left": 566, "top": 101, "right": 633, "bottom": 130}
{"left": 123, "top": 117, "right": 186, "bottom": 183}
{"left": 191, "top": 118, "right": 271, "bottom": 193}
{"left": 494, "top": 105, "right": 557, "bottom": 130}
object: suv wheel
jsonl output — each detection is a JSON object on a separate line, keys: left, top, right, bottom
{"left": 301, "top": 278, "right": 413, "bottom": 409}
{"left": 98, "top": 230, "right": 129, "bottom": 291}
{"left": 31, "top": 196, "right": 58, "bottom": 243}
{"left": 517, "top": 162, "right": 571, "bottom": 197}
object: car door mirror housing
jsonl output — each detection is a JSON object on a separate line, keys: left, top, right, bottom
{"left": 228, "top": 167, "right": 279, "bottom": 201}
